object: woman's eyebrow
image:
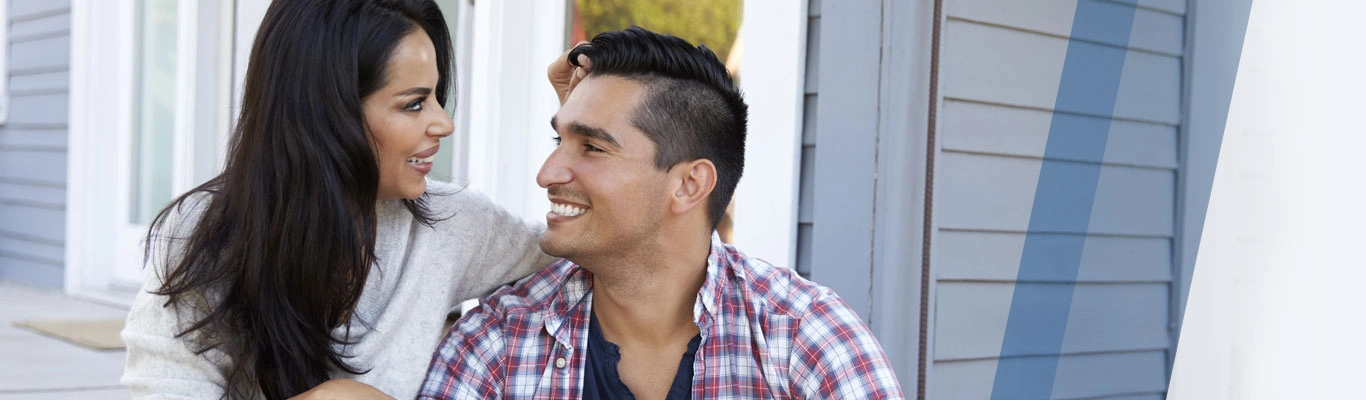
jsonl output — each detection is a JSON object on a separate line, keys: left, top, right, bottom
{"left": 396, "top": 87, "right": 432, "bottom": 97}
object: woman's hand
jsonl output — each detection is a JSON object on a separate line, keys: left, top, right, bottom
{"left": 287, "top": 379, "right": 395, "bottom": 400}
{"left": 548, "top": 41, "right": 593, "bottom": 105}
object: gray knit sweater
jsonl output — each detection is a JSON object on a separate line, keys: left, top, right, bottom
{"left": 121, "top": 182, "right": 556, "bottom": 399}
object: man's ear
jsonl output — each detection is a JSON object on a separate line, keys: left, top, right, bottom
{"left": 671, "top": 159, "right": 717, "bottom": 216}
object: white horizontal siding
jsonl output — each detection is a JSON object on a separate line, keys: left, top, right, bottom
{"left": 1, "top": 6, "right": 71, "bottom": 289}
{"left": 6, "top": 93, "right": 69, "bottom": 126}
{"left": 937, "top": 231, "right": 1172, "bottom": 282}
{"left": 941, "top": 19, "right": 1181, "bottom": 125}
{"left": 935, "top": 282, "right": 1170, "bottom": 360}
{"left": 0, "top": 233, "right": 64, "bottom": 263}
{"left": 0, "top": 128, "right": 66, "bottom": 149}
{"left": 940, "top": 100, "right": 1178, "bottom": 169}
{"left": 794, "top": 6, "right": 820, "bottom": 278}
{"left": 10, "top": 0, "right": 71, "bottom": 20}
{"left": 927, "top": 0, "right": 1184, "bottom": 398}
{"left": 1116, "top": 0, "right": 1186, "bottom": 15}
{"left": 0, "top": 202, "right": 65, "bottom": 243}
{"left": 0, "top": 183, "right": 64, "bottom": 207}
{"left": 0, "top": 150, "right": 67, "bottom": 184}
{"left": 9, "top": 71, "right": 70, "bottom": 93}
{"left": 9, "top": 36, "right": 69, "bottom": 73}
{"left": 936, "top": 152, "right": 1175, "bottom": 236}
{"left": 931, "top": 350, "right": 1169, "bottom": 400}
{"left": 947, "top": 0, "right": 1183, "bottom": 56}
{"left": 10, "top": 13, "right": 71, "bottom": 40}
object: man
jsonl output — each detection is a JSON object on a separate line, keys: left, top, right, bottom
{"left": 420, "top": 27, "right": 904, "bottom": 400}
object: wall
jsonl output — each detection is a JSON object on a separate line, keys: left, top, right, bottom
{"left": 0, "top": 0, "right": 71, "bottom": 289}
{"left": 927, "top": 0, "right": 1186, "bottom": 398}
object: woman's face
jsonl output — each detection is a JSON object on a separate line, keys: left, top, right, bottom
{"left": 363, "top": 29, "right": 454, "bottom": 200}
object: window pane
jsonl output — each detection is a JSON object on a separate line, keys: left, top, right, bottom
{"left": 130, "top": 0, "right": 179, "bottom": 224}
{"left": 572, "top": 0, "right": 743, "bottom": 76}
{"left": 430, "top": 0, "right": 461, "bottom": 183}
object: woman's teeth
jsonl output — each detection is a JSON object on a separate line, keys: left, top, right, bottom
{"left": 552, "top": 203, "right": 586, "bottom": 217}
{"left": 407, "top": 155, "right": 434, "bottom": 164}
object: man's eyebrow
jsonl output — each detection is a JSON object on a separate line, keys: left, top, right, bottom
{"left": 568, "top": 122, "right": 621, "bottom": 149}
{"left": 397, "top": 87, "right": 432, "bottom": 97}
{"left": 550, "top": 116, "right": 622, "bottom": 149}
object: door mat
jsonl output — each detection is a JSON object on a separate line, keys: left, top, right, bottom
{"left": 14, "top": 319, "right": 126, "bottom": 351}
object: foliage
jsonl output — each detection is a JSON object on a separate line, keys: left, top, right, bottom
{"left": 575, "top": 0, "right": 743, "bottom": 63}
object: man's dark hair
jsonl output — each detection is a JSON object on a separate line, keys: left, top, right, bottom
{"left": 569, "top": 26, "right": 748, "bottom": 230}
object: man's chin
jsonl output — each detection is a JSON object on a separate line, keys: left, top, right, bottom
{"left": 538, "top": 236, "right": 572, "bottom": 259}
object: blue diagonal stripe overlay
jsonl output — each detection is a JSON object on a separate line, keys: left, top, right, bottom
{"left": 989, "top": 2, "right": 1138, "bottom": 399}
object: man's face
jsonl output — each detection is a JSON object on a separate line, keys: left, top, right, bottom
{"left": 537, "top": 75, "right": 674, "bottom": 262}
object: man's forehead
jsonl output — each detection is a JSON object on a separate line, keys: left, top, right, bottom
{"left": 554, "top": 76, "right": 645, "bottom": 128}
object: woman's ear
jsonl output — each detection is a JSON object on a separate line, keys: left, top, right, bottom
{"left": 671, "top": 159, "right": 717, "bottom": 216}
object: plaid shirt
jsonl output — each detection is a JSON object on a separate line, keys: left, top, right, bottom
{"left": 419, "top": 239, "right": 905, "bottom": 399}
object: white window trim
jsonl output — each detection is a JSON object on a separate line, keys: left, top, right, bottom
{"left": 463, "top": 0, "right": 567, "bottom": 221}
{"left": 66, "top": 0, "right": 234, "bottom": 305}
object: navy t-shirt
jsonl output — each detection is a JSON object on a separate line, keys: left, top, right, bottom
{"left": 582, "top": 310, "right": 701, "bottom": 400}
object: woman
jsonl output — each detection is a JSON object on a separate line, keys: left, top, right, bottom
{"left": 120, "top": 0, "right": 587, "bottom": 398}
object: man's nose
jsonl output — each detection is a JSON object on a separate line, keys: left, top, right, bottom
{"left": 537, "top": 151, "right": 571, "bottom": 189}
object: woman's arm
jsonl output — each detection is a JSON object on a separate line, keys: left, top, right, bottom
{"left": 122, "top": 281, "right": 231, "bottom": 399}
{"left": 447, "top": 189, "right": 558, "bottom": 301}
{"left": 121, "top": 196, "right": 235, "bottom": 399}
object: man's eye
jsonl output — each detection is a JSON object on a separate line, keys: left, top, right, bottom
{"left": 405, "top": 98, "right": 424, "bottom": 112}
{"left": 584, "top": 144, "right": 604, "bottom": 152}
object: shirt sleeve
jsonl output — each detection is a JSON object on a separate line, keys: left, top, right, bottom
{"left": 788, "top": 291, "right": 906, "bottom": 400}
{"left": 419, "top": 302, "right": 508, "bottom": 399}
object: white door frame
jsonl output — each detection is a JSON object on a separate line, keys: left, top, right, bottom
{"left": 462, "top": 0, "right": 568, "bottom": 221}
{"left": 66, "top": 0, "right": 234, "bottom": 305}
{"left": 731, "top": 0, "right": 809, "bottom": 268}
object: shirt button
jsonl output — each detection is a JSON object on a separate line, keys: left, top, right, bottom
{"left": 555, "top": 357, "right": 567, "bottom": 368}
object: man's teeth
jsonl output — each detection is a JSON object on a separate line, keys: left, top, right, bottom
{"left": 551, "top": 203, "right": 586, "bottom": 217}
{"left": 406, "top": 155, "right": 434, "bottom": 164}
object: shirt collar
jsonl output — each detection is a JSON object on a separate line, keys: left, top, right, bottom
{"left": 696, "top": 236, "right": 748, "bottom": 328}
{"left": 545, "top": 236, "right": 744, "bottom": 344}
{"left": 545, "top": 264, "right": 593, "bottom": 347}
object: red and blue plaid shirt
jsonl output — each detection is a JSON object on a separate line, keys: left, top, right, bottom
{"left": 419, "top": 239, "right": 905, "bottom": 399}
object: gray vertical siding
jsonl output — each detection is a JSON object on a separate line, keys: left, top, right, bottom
{"left": 928, "top": 0, "right": 1186, "bottom": 398}
{"left": 794, "top": 1, "right": 818, "bottom": 279}
{"left": 793, "top": 0, "right": 1191, "bottom": 397}
{"left": 0, "top": 0, "right": 71, "bottom": 288}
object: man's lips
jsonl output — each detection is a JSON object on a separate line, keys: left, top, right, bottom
{"left": 547, "top": 196, "right": 590, "bottom": 218}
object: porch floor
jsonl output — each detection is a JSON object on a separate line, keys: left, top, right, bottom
{"left": 0, "top": 281, "right": 129, "bottom": 399}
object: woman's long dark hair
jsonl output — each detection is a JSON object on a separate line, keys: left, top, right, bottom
{"left": 145, "top": 1, "right": 452, "bottom": 398}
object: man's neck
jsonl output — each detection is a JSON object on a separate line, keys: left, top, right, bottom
{"left": 588, "top": 232, "right": 711, "bottom": 345}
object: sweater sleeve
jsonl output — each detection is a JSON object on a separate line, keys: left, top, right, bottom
{"left": 120, "top": 196, "right": 234, "bottom": 399}
{"left": 447, "top": 189, "right": 559, "bottom": 302}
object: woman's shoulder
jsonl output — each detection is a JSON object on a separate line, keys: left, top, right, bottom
{"left": 420, "top": 180, "right": 541, "bottom": 234}
{"left": 421, "top": 180, "right": 500, "bottom": 218}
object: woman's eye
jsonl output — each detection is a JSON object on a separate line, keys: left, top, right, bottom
{"left": 404, "top": 98, "right": 424, "bottom": 112}
{"left": 551, "top": 136, "right": 562, "bottom": 146}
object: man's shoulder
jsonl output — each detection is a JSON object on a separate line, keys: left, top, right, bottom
{"left": 721, "top": 245, "right": 845, "bottom": 320}
{"left": 469, "top": 258, "right": 579, "bottom": 319}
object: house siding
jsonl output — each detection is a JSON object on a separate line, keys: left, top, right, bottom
{"left": 0, "top": 0, "right": 71, "bottom": 288}
{"left": 928, "top": 0, "right": 1186, "bottom": 398}
{"left": 794, "top": 0, "right": 818, "bottom": 278}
